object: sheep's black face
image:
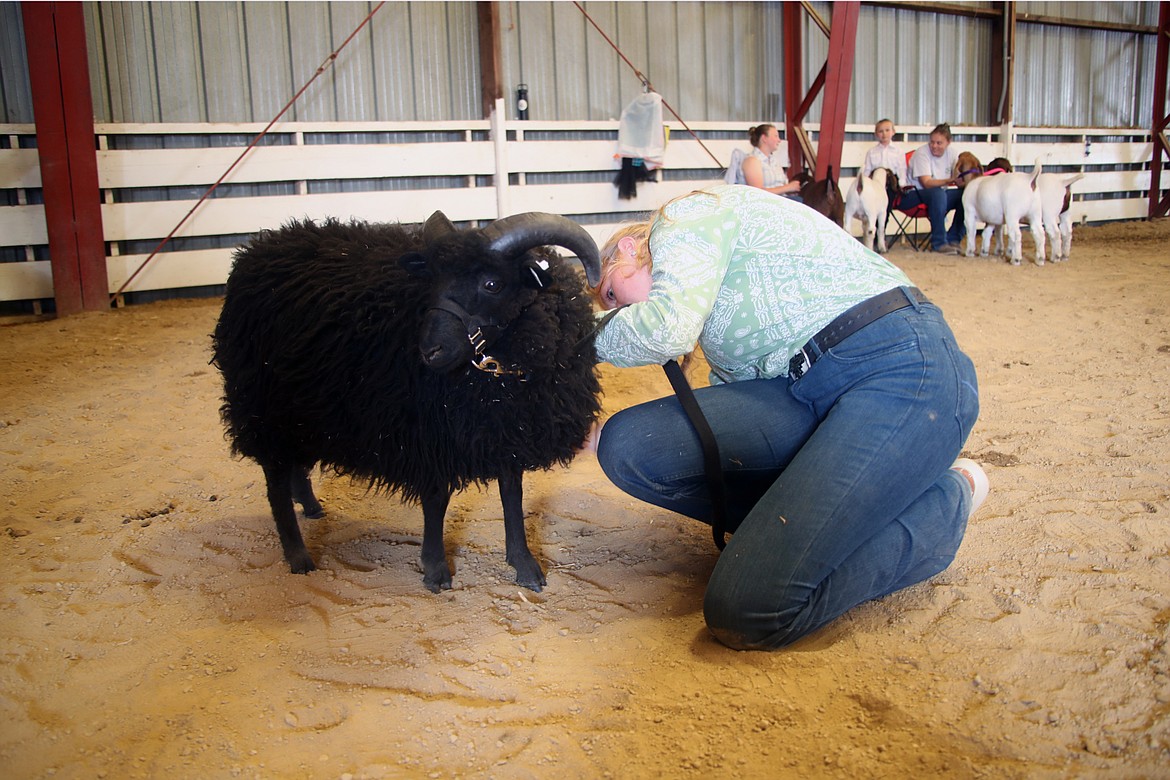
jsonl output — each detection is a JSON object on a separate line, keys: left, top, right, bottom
{"left": 411, "top": 236, "right": 548, "bottom": 375}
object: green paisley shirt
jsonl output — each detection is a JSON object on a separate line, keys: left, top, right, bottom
{"left": 594, "top": 184, "right": 914, "bottom": 384}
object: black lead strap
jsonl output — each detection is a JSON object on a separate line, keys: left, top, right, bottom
{"left": 661, "top": 359, "right": 729, "bottom": 550}
{"left": 587, "top": 306, "right": 730, "bottom": 551}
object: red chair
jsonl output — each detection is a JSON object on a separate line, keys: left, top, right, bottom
{"left": 886, "top": 151, "right": 930, "bottom": 251}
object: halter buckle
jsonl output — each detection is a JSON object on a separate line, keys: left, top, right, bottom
{"left": 472, "top": 353, "right": 525, "bottom": 378}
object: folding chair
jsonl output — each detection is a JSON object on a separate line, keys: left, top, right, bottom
{"left": 886, "top": 151, "right": 931, "bottom": 251}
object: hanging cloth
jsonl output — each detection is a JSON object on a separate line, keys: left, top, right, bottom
{"left": 614, "top": 91, "right": 666, "bottom": 199}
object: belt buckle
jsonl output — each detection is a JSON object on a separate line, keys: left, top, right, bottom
{"left": 789, "top": 346, "right": 812, "bottom": 379}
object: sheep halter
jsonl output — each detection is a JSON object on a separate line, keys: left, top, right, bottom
{"left": 428, "top": 298, "right": 526, "bottom": 379}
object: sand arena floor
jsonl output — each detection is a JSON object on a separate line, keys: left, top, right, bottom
{"left": 1, "top": 219, "right": 1168, "bottom": 779}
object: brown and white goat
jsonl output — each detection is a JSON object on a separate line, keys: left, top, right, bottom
{"left": 1035, "top": 170, "right": 1084, "bottom": 262}
{"left": 966, "top": 155, "right": 1082, "bottom": 263}
{"left": 794, "top": 166, "right": 845, "bottom": 227}
{"left": 952, "top": 152, "right": 984, "bottom": 188}
{"left": 962, "top": 162, "right": 1046, "bottom": 265}
{"left": 844, "top": 167, "right": 899, "bottom": 252}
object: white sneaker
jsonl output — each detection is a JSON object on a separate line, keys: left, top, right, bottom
{"left": 951, "top": 458, "right": 989, "bottom": 516}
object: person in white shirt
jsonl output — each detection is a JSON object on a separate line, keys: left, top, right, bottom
{"left": 862, "top": 118, "right": 909, "bottom": 189}
{"left": 898, "top": 123, "right": 966, "bottom": 254}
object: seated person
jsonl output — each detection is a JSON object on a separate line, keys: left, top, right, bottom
{"left": 737, "top": 124, "right": 803, "bottom": 199}
{"left": 898, "top": 123, "right": 965, "bottom": 254}
{"left": 863, "top": 118, "right": 909, "bottom": 190}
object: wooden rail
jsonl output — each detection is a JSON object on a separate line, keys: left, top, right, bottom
{"left": 0, "top": 119, "right": 1157, "bottom": 302}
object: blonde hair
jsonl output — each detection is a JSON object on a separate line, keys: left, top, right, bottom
{"left": 594, "top": 188, "right": 724, "bottom": 372}
{"left": 592, "top": 188, "right": 726, "bottom": 308}
{"left": 594, "top": 222, "right": 653, "bottom": 309}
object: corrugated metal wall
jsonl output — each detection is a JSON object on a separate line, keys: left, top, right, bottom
{"left": 827, "top": 3, "right": 995, "bottom": 127}
{"left": 1015, "top": 1, "right": 1162, "bottom": 128}
{"left": 1, "top": 3, "right": 33, "bottom": 124}
{"left": 0, "top": 1, "right": 1164, "bottom": 128}
{"left": 82, "top": 1, "right": 483, "bottom": 123}
{"left": 497, "top": 1, "right": 785, "bottom": 122}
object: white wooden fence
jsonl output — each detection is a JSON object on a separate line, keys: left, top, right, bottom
{"left": 0, "top": 106, "right": 1155, "bottom": 303}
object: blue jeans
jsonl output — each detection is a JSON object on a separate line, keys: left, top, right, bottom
{"left": 899, "top": 187, "right": 965, "bottom": 250}
{"left": 597, "top": 291, "right": 979, "bottom": 650}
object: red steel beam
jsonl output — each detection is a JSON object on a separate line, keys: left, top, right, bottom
{"left": 783, "top": 2, "right": 806, "bottom": 175}
{"left": 792, "top": 63, "right": 828, "bottom": 128}
{"left": 21, "top": 1, "right": 107, "bottom": 315}
{"left": 477, "top": 2, "right": 502, "bottom": 120}
{"left": 814, "top": 2, "right": 859, "bottom": 181}
{"left": 784, "top": 2, "right": 859, "bottom": 180}
{"left": 1150, "top": 1, "right": 1170, "bottom": 219}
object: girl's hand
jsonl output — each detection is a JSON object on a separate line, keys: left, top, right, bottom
{"left": 578, "top": 419, "right": 604, "bottom": 456}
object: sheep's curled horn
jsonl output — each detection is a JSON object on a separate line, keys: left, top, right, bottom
{"left": 424, "top": 210, "right": 601, "bottom": 287}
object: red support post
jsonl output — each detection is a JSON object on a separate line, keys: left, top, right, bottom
{"left": 1149, "top": 1, "right": 1170, "bottom": 220}
{"left": 815, "top": 2, "right": 859, "bottom": 182}
{"left": 783, "top": 2, "right": 805, "bottom": 175}
{"left": 477, "top": 2, "right": 502, "bottom": 120}
{"left": 21, "top": 1, "right": 107, "bottom": 315}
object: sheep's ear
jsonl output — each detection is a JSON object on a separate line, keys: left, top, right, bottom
{"left": 399, "top": 252, "right": 429, "bottom": 276}
{"left": 522, "top": 256, "right": 552, "bottom": 289}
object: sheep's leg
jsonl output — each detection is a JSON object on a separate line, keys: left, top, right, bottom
{"left": 420, "top": 488, "right": 452, "bottom": 593}
{"left": 262, "top": 461, "right": 316, "bottom": 574}
{"left": 499, "top": 469, "right": 546, "bottom": 592}
{"left": 875, "top": 208, "right": 888, "bottom": 253}
{"left": 290, "top": 466, "right": 324, "bottom": 519}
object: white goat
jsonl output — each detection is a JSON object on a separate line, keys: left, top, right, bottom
{"left": 962, "top": 163, "right": 1046, "bottom": 266}
{"left": 844, "top": 167, "right": 896, "bottom": 253}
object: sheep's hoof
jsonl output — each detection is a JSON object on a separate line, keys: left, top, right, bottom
{"left": 299, "top": 500, "right": 325, "bottom": 520}
{"left": 287, "top": 551, "right": 317, "bottom": 574}
{"left": 515, "top": 574, "right": 545, "bottom": 593}
{"left": 511, "top": 558, "right": 547, "bottom": 593}
{"left": 422, "top": 562, "right": 453, "bottom": 593}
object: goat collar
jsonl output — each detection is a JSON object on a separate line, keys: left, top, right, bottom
{"left": 427, "top": 299, "right": 526, "bottom": 379}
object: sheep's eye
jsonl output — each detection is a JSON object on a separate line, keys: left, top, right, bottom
{"left": 482, "top": 278, "right": 502, "bottom": 294}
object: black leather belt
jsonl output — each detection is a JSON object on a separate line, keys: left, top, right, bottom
{"left": 788, "top": 286, "right": 930, "bottom": 379}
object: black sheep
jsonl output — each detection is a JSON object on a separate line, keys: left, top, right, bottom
{"left": 211, "top": 211, "right": 602, "bottom": 592}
